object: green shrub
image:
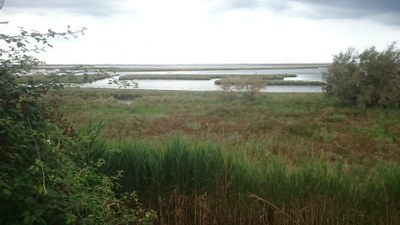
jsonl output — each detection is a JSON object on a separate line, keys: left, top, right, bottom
{"left": 0, "top": 26, "right": 155, "bottom": 225}
{"left": 324, "top": 42, "right": 400, "bottom": 107}
{"left": 219, "top": 76, "right": 266, "bottom": 102}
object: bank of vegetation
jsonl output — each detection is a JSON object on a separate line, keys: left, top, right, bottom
{"left": 17, "top": 73, "right": 110, "bottom": 84}
{"left": 214, "top": 76, "right": 325, "bottom": 85}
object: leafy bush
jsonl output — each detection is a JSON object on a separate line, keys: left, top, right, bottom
{"left": 219, "top": 76, "right": 265, "bottom": 102}
{"left": 0, "top": 27, "right": 155, "bottom": 224}
{"left": 324, "top": 42, "right": 400, "bottom": 107}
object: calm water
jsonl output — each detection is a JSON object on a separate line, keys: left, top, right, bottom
{"left": 79, "top": 67, "right": 327, "bottom": 93}
{"left": 117, "top": 68, "right": 325, "bottom": 81}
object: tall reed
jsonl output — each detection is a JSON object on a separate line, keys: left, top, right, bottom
{"left": 88, "top": 137, "right": 400, "bottom": 225}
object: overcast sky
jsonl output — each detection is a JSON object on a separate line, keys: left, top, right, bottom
{"left": 1, "top": 0, "right": 400, "bottom": 64}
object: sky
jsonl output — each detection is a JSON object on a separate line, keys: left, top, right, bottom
{"left": 1, "top": 0, "right": 400, "bottom": 64}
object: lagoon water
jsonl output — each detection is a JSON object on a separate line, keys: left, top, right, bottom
{"left": 79, "top": 66, "right": 327, "bottom": 93}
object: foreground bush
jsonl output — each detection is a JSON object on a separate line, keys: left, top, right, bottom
{"left": 0, "top": 26, "right": 155, "bottom": 225}
{"left": 324, "top": 42, "right": 400, "bottom": 107}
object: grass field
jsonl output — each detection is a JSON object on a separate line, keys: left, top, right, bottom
{"left": 50, "top": 88, "right": 400, "bottom": 225}
{"left": 17, "top": 73, "right": 109, "bottom": 84}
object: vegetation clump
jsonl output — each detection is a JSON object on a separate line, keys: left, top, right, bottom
{"left": 0, "top": 26, "right": 155, "bottom": 224}
{"left": 324, "top": 42, "right": 400, "bottom": 107}
{"left": 219, "top": 76, "right": 266, "bottom": 102}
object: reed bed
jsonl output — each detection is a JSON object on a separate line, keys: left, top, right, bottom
{"left": 56, "top": 89, "right": 400, "bottom": 224}
{"left": 87, "top": 137, "right": 400, "bottom": 225}
{"left": 264, "top": 80, "right": 326, "bottom": 85}
{"left": 56, "top": 89, "right": 400, "bottom": 164}
{"left": 214, "top": 77, "right": 325, "bottom": 85}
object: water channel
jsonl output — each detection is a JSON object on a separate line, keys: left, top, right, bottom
{"left": 79, "top": 67, "right": 327, "bottom": 93}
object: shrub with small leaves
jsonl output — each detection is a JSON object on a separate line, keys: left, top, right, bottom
{"left": 0, "top": 26, "right": 155, "bottom": 225}
{"left": 324, "top": 42, "right": 400, "bottom": 108}
{"left": 219, "top": 76, "right": 265, "bottom": 102}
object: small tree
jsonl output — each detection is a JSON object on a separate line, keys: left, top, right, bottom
{"left": 219, "top": 76, "right": 265, "bottom": 102}
{"left": 324, "top": 42, "right": 400, "bottom": 107}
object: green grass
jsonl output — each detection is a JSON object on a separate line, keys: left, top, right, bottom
{"left": 133, "top": 105, "right": 166, "bottom": 116}
{"left": 52, "top": 88, "right": 400, "bottom": 225}
{"left": 53, "top": 88, "right": 400, "bottom": 164}
{"left": 17, "top": 73, "right": 109, "bottom": 84}
{"left": 85, "top": 137, "right": 400, "bottom": 225}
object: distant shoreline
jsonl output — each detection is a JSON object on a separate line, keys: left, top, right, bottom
{"left": 38, "top": 63, "right": 331, "bottom": 71}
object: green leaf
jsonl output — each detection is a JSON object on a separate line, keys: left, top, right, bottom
{"left": 3, "top": 189, "right": 12, "bottom": 196}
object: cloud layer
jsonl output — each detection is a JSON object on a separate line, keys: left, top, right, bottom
{"left": 4, "top": 0, "right": 132, "bottom": 16}
{"left": 4, "top": 0, "right": 400, "bottom": 25}
{"left": 223, "top": 0, "right": 400, "bottom": 25}
{"left": 1, "top": 0, "right": 399, "bottom": 64}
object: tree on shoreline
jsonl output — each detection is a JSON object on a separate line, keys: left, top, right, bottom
{"left": 324, "top": 42, "right": 400, "bottom": 108}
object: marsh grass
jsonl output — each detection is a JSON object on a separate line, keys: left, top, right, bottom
{"left": 17, "top": 73, "right": 109, "bottom": 84}
{"left": 53, "top": 89, "right": 400, "bottom": 224}
{"left": 54, "top": 89, "right": 400, "bottom": 163}
{"left": 213, "top": 73, "right": 324, "bottom": 86}
{"left": 88, "top": 137, "right": 400, "bottom": 225}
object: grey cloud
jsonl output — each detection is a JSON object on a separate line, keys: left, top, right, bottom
{"left": 309, "top": 0, "right": 400, "bottom": 26}
{"left": 224, "top": 0, "right": 400, "bottom": 15}
{"left": 296, "top": 0, "right": 400, "bottom": 23}
{"left": 222, "top": 0, "right": 289, "bottom": 11}
{"left": 227, "top": 0, "right": 258, "bottom": 8}
{"left": 3, "top": 0, "right": 129, "bottom": 16}
{"left": 222, "top": 0, "right": 400, "bottom": 25}
{"left": 297, "top": 0, "right": 400, "bottom": 15}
